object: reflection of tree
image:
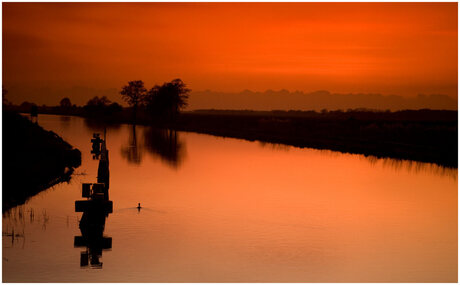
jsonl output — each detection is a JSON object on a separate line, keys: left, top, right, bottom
{"left": 59, "top": 115, "right": 71, "bottom": 128}
{"left": 120, "top": 124, "right": 142, "bottom": 165}
{"left": 143, "top": 127, "right": 185, "bottom": 168}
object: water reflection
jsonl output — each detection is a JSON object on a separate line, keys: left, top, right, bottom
{"left": 59, "top": 115, "right": 72, "bottom": 128}
{"left": 258, "top": 141, "right": 291, "bottom": 151}
{"left": 120, "top": 125, "right": 143, "bottom": 165}
{"left": 366, "top": 155, "right": 458, "bottom": 180}
{"left": 258, "top": 140, "right": 457, "bottom": 180}
{"left": 83, "top": 118, "right": 121, "bottom": 132}
{"left": 91, "top": 133, "right": 103, "bottom": 159}
{"left": 143, "top": 127, "right": 185, "bottom": 168}
{"left": 3, "top": 114, "right": 457, "bottom": 282}
{"left": 74, "top": 191, "right": 112, "bottom": 269}
{"left": 120, "top": 125, "right": 186, "bottom": 168}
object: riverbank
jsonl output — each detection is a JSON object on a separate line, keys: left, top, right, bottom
{"left": 7, "top": 105, "right": 457, "bottom": 168}
{"left": 174, "top": 109, "right": 457, "bottom": 168}
{"left": 3, "top": 111, "right": 82, "bottom": 212}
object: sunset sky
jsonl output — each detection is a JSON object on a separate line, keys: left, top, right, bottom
{"left": 2, "top": 2, "right": 458, "bottom": 106}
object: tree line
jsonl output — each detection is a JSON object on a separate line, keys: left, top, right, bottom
{"left": 3, "top": 79, "right": 190, "bottom": 125}
{"left": 79, "top": 78, "right": 189, "bottom": 123}
{"left": 120, "top": 78, "right": 190, "bottom": 123}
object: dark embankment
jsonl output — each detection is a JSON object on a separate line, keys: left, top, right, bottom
{"left": 3, "top": 111, "right": 82, "bottom": 212}
{"left": 173, "top": 109, "right": 458, "bottom": 168}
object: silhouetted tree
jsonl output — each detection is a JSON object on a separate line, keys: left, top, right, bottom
{"left": 145, "top": 79, "right": 190, "bottom": 122}
{"left": 84, "top": 96, "right": 112, "bottom": 116}
{"left": 19, "top": 101, "right": 34, "bottom": 112}
{"left": 60, "top": 97, "right": 72, "bottom": 108}
{"left": 120, "top": 80, "right": 147, "bottom": 123}
{"left": 107, "top": 102, "right": 123, "bottom": 114}
{"left": 86, "top": 96, "right": 111, "bottom": 107}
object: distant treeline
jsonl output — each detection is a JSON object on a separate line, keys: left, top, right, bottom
{"left": 5, "top": 98, "right": 122, "bottom": 117}
{"left": 189, "top": 90, "right": 458, "bottom": 111}
{"left": 3, "top": 111, "right": 82, "bottom": 211}
{"left": 4, "top": 78, "right": 190, "bottom": 124}
{"left": 188, "top": 108, "right": 457, "bottom": 121}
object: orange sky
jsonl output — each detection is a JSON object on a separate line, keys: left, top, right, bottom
{"left": 2, "top": 2, "right": 458, "bottom": 106}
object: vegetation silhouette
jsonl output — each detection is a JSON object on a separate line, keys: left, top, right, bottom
{"left": 3, "top": 111, "right": 81, "bottom": 211}
{"left": 144, "top": 79, "right": 190, "bottom": 123}
{"left": 3, "top": 206, "right": 53, "bottom": 249}
{"left": 84, "top": 96, "right": 122, "bottom": 118}
{"left": 60, "top": 97, "right": 72, "bottom": 109}
{"left": 120, "top": 80, "right": 147, "bottom": 123}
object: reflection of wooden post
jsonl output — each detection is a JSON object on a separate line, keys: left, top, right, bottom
{"left": 80, "top": 251, "right": 89, "bottom": 267}
{"left": 82, "top": 183, "right": 91, "bottom": 198}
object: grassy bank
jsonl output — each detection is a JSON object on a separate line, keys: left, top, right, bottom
{"left": 3, "top": 111, "right": 82, "bottom": 212}
{"left": 173, "top": 110, "right": 457, "bottom": 168}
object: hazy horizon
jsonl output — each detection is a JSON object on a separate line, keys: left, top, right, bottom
{"left": 3, "top": 2, "right": 457, "bottom": 110}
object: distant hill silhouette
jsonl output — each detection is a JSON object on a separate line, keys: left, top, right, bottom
{"left": 188, "top": 90, "right": 457, "bottom": 111}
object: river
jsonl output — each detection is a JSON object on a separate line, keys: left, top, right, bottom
{"left": 2, "top": 114, "right": 457, "bottom": 282}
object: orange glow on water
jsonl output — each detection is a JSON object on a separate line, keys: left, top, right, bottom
{"left": 3, "top": 115, "right": 457, "bottom": 282}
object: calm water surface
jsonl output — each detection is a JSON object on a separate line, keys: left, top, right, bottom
{"left": 2, "top": 114, "right": 457, "bottom": 282}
